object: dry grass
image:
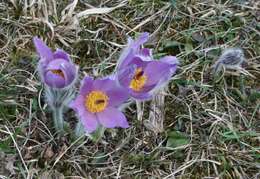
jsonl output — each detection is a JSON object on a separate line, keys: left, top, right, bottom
{"left": 0, "top": 0, "right": 259, "bottom": 178}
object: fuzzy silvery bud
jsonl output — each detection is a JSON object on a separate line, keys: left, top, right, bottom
{"left": 213, "top": 48, "right": 245, "bottom": 73}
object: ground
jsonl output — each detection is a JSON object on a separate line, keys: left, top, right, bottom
{"left": 0, "top": 0, "right": 259, "bottom": 178}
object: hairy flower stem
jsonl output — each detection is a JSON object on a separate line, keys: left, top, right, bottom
{"left": 75, "top": 121, "right": 85, "bottom": 137}
{"left": 52, "top": 106, "right": 64, "bottom": 134}
{"left": 136, "top": 101, "right": 144, "bottom": 121}
{"left": 45, "top": 86, "right": 75, "bottom": 134}
{"left": 146, "top": 89, "right": 165, "bottom": 133}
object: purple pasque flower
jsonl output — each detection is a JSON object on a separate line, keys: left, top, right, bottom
{"left": 69, "top": 76, "right": 130, "bottom": 133}
{"left": 116, "top": 32, "right": 179, "bottom": 100}
{"left": 33, "top": 37, "right": 78, "bottom": 89}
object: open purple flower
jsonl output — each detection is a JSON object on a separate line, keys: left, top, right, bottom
{"left": 116, "top": 32, "right": 179, "bottom": 100}
{"left": 33, "top": 37, "right": 78, "bottom": 88}
{"left": 69, "top": 77, "right": 130, "bottom": 133}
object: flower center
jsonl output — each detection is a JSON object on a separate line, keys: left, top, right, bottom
{"left": 129, "top": 68, "right": 147, "bottom": 92}
{"left": 85, "top": 91, "right": 109, "bottom": 113}
{"left": 50, "top": 69, "right": 65, "bottom": 78}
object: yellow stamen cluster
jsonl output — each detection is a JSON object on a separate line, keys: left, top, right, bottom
{"left": 51, "top": 69, "right": 65, "bottom": 78}
{"left": 129, "top": 68, "right": 147, "bottom": 92}
{"left": 85, "top": 91, "right": 109, "bottom": 113}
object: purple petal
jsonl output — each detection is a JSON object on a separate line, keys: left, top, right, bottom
{"left": 53, "top": 49, "right": 71, "bottom": 61}
{"left": 107, "top": 73, "right": 116, "bottom": 80}
{"left": 130, "top": 91, "right": 152, "bottom": 100}
{"left": 97, "top": 107, "right": 129, "bottom": 128}
{"left": 132, "top": 32, "right": 150, "bottom": 50}
{"left": 33, "top": 37, "right": 53, "bottom": 62}
{"left": 140, "top": 48, "right": 152, "bottom": 57}
{"left": 44, "top": 71, "right": 65, "bottom": 88}
{"left": 117, "top": 65, "right": 136, "bottom": 89}
{"left": 46, "top": 59, "right": 77, "bottom": 86}
{"left": 37, "top": 59, "right": 48, "bottom": 81}
{"left": 139, "top": 83, "right": 157, "bottom": 93}
{"left": 93, "top": 78, "right": 115, "bottom": 91}
{"left": 160, "top": 56, "right": 179, "bottom": 66}
{"left": 144, "top": 61, "right": 172, "bottom": 86}
{"left": 117, "top": 37, "right": 135, "bottom": 69}
{"left": 118, "top": 32, "right": 150, "bottom": 69}
{"left": 158, "top": 56, "right": 178, "bottom": 84}
{"left": 44, "top": 59, "right": 77, "bottom": 88}
{"left": 117, "top": 57, "right": 150, "bottom": 90}
{"left": 80, "top": 76, "right": 94, "bottom": 96}
{"left": 92, "top": 78, "right": 130, "bottom": 106}
{"left": 60, "top": 62, "right": 77, "bottom": 86}
{"left": 46, "top": 59, "right": 69, "bottom": 70}
{"left": 128, "top": 58, "right": 178, "bottom": 99}
{"left": 69, "top": 95, "right": 85, "bottom": 116}
{"left": 118, "top": 48, "right": 135, "bottom": 70}
{"left": 106, "top": 87, "right": 129, "bottom": 107}
{"left": 131, "top": 56, "right": 150, "bottom": 68}
{"left": 80, "top": 111, "right": 98, "bottom": 133}
{"left": 69, "top": 96, "right": 98, "bottom": 133}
